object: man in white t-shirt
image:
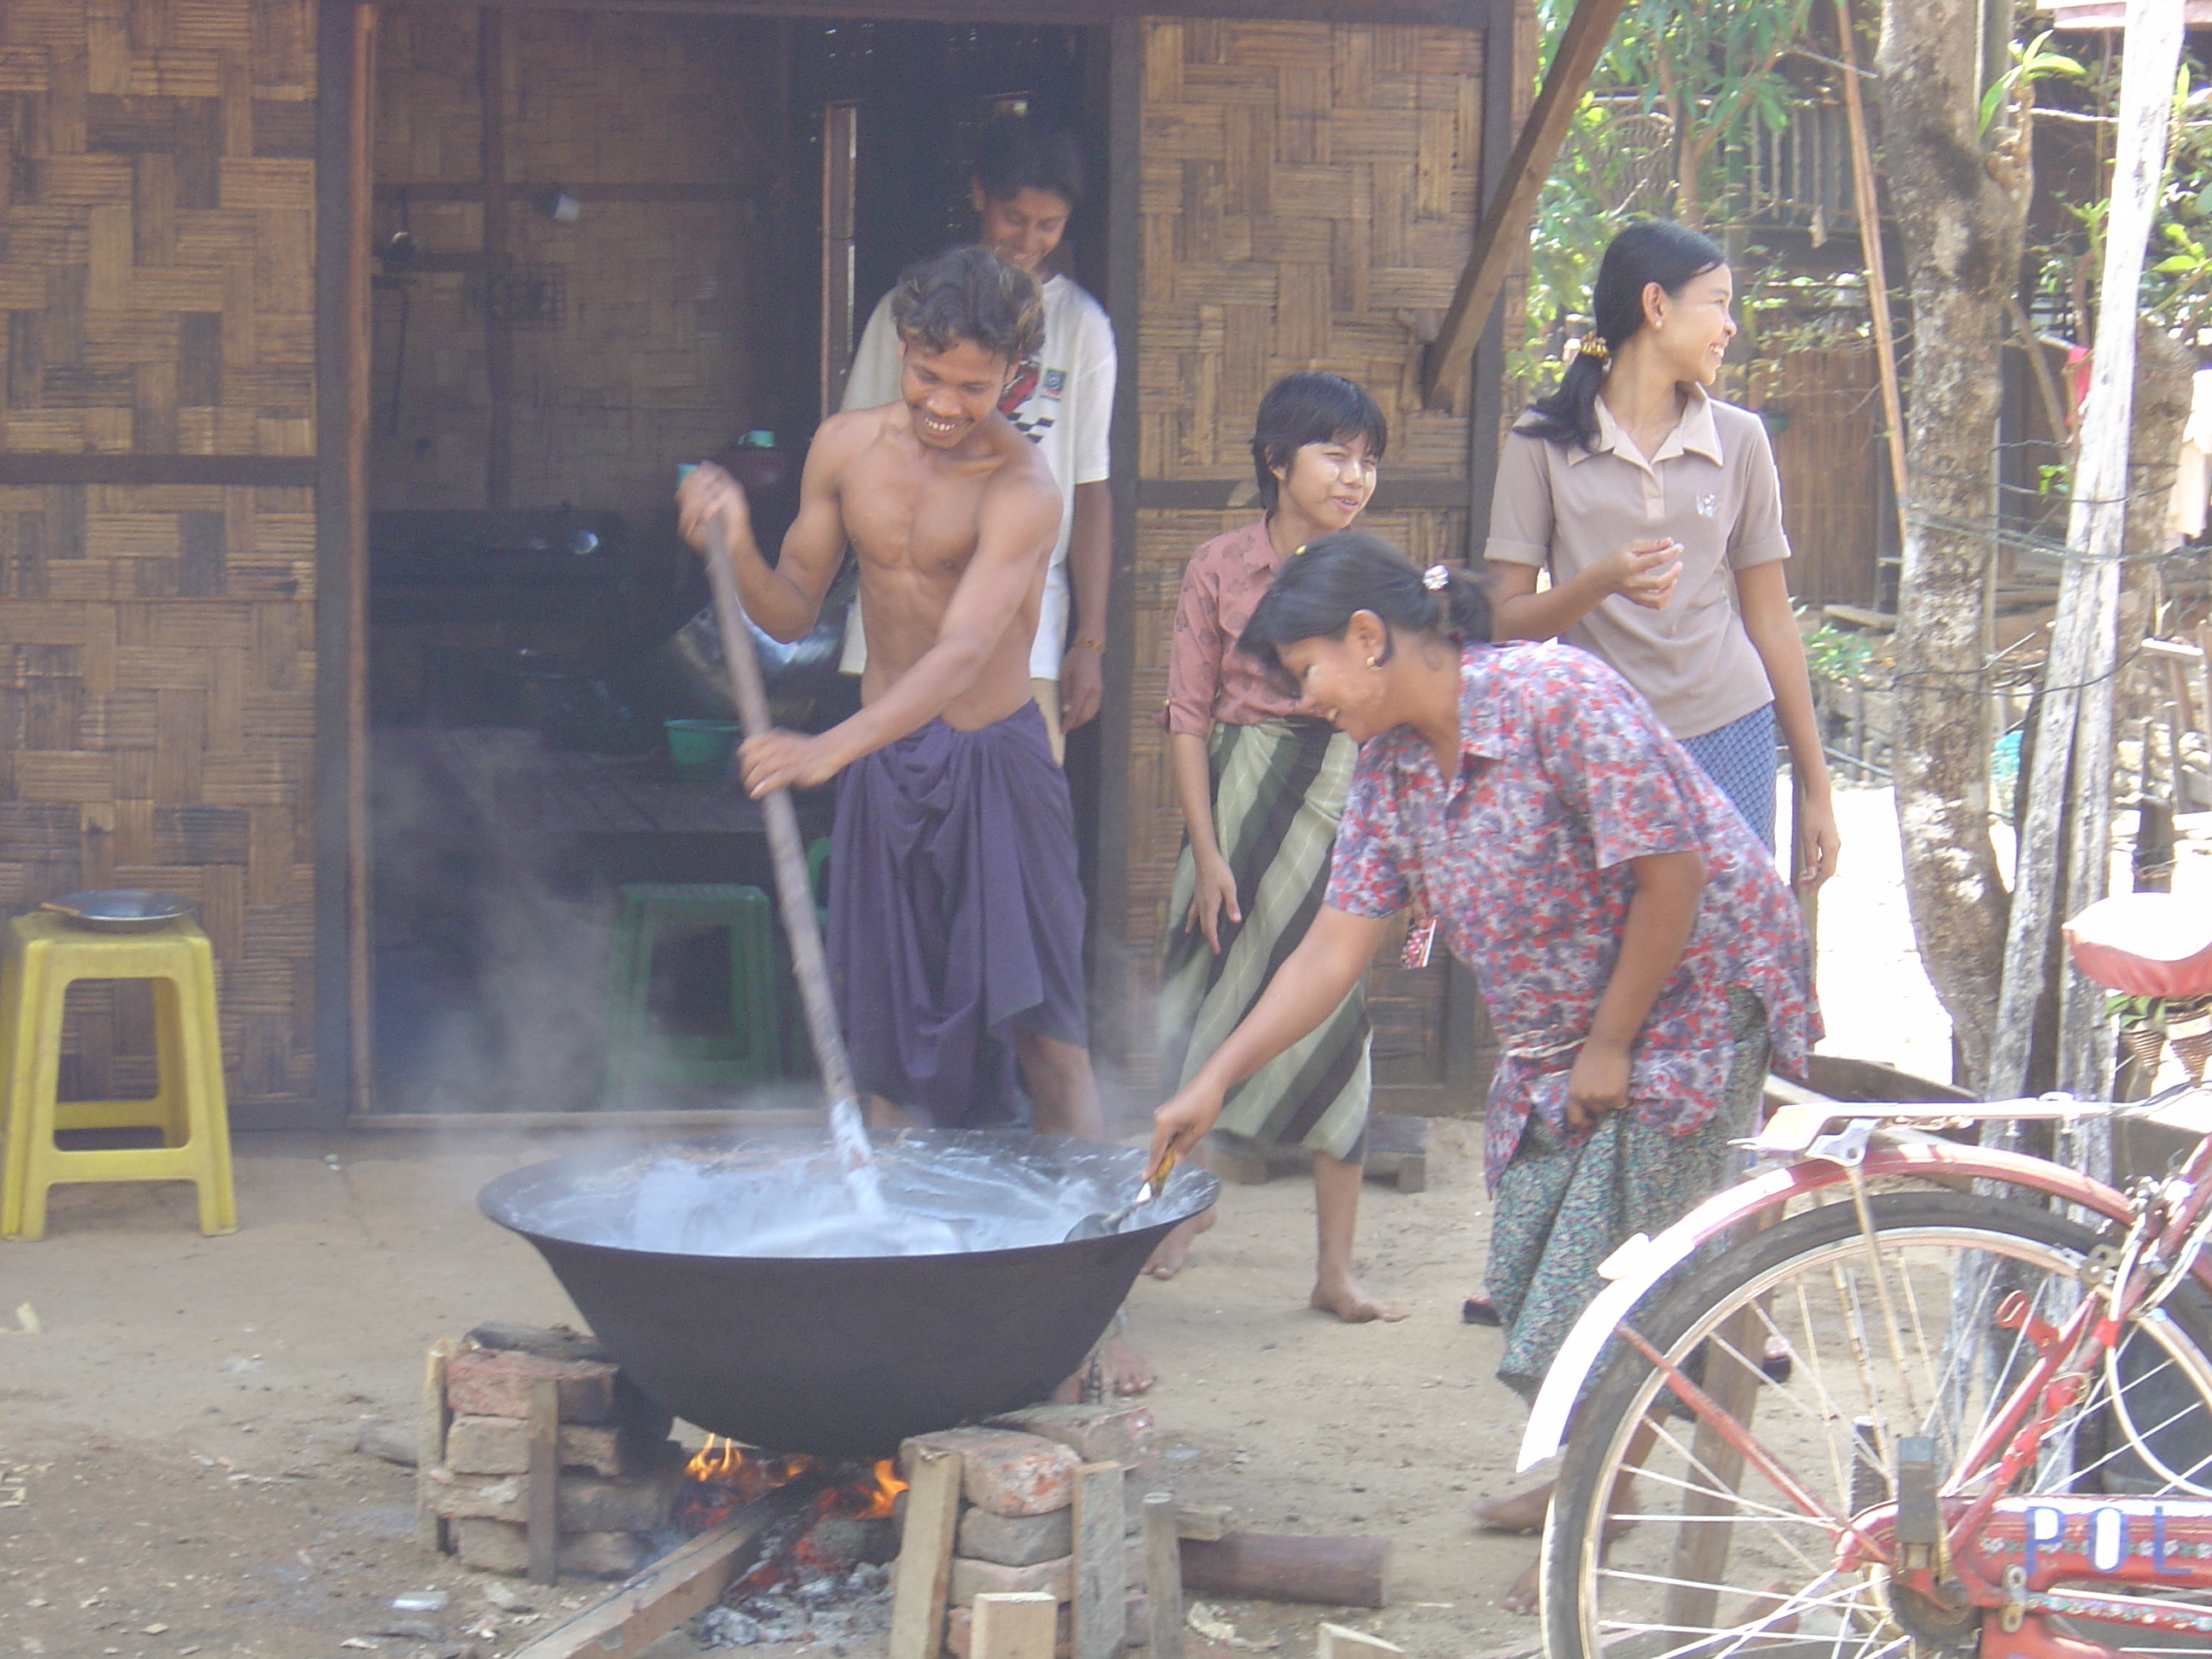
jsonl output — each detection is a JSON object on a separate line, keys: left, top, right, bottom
{"left": 841, "top": 115, "right": 1116, "bottom": 767}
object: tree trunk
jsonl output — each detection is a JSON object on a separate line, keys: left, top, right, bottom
{"left": 1875, "top": 0, "right": 2031, "bottom": 1094}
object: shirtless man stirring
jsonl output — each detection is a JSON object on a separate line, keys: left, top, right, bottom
{"left": 675, "top": 246, "right": 1105, "bottom": 1150}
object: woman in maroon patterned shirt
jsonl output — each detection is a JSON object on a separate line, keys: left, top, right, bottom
{"left": 1148, "top": 532, "right": 1818, "bottom": 1611}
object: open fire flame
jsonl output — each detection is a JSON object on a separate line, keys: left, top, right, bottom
{"left": 679, "top": 1435, "right": 910, "bottom": 1534}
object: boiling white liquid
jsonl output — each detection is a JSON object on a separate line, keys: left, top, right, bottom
{"left": 526, "top": 1144, "right": 1127, "bottom": 1260}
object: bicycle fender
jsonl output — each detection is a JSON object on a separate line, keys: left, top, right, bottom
{"left": 1511, "top": 1136, "right": 2137, "bottom": 1473}
{"left": 1516, "top": 1163, "right": 1807, "bottom": 1472}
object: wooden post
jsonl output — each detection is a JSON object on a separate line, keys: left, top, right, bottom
{"left": 888, "top": 1442, "right": 963, "bottom": 1659}
{"left": 1142, "top": 1492, "right": 1184, "bottom": 1659}
{"left": 1662, "top": 1303, "right": 1763, "bottom": 1633}
{"left": 1071, "top": 1462, "right": 1126, "bottom": 1659}
{"left": 1992, "top": 0, "right": 2187, "bottom": 1105}
{"left": 972, "top": 1593, "right": 1057, "bottom": 1659}
{"left": 1831, "top": 0, "right": 1906, "bottom": 556}
{"left": 527, "top": 1376, "right": 560, "bottom": 1586}
{"left": 415, "top": 1338, "right": 460, "bottom": 1552}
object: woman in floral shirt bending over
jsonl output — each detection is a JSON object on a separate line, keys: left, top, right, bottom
{"left": 1147, "top": 532, "right": 1819, "bottom": 1614}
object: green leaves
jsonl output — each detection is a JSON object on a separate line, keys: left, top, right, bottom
{"left": 1979, "top": 31, "right": 2086, "bottom": 137}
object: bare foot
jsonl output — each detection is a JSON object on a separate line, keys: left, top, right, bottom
{"left": 1501, "top": 1553, "right": 1541, "bottom": 1615}
{"left": 1098, "top": 1332, "right": 1155, "bottom": 1394}
{"left": 1052, "top": 1332, "right": 1157, "bottom": 1400}
{"left": 1309, "top": 1272, "right": 1407, "bottom": 1323}
{"left": 1471, "top": 1481, "right": 1552, "bottom": 1535}
{"left": 1144, "top": 1209, "right": 1215, "bottom": 1279}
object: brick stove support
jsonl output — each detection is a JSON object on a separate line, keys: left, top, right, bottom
{"left": 413, "top": 1330, "right": 684, "bottom": 1581}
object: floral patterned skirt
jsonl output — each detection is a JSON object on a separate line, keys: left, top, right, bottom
{"left": 1487, "top": 987, "right": 1769, "bottom": 1401}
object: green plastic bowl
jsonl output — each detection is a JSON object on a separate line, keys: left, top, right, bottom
{"left": 665, "top": 719, "right": 739, "bottom": 782}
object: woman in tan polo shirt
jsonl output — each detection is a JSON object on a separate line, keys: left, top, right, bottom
{"left": 1484, "top": 218, "right": 1839, "bottom": 880}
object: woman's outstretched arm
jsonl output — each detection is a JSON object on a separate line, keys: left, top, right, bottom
{"left": 1150, "top": 905, "right": 1388, "bottom": 1164}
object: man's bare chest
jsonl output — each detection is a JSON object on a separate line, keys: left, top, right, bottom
{"left": 842, "top": 454, "right": 993, "bottom": 578}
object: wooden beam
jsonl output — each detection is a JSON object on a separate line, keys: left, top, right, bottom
{"left": 1179, "top": 1533, "right": 1389, "bottom": 1609}
{"left": 1142, "top": 1493, "right": 1185, "bottom": 1659}
{"left": 375, "top": 0, "right": 1498, "bottom": 26}
{"left": 314, "top": 0, "right": 376, "bottom": 1128}
{"left": 505, "top": 1488, "right": 813, "bottom": 1659}
{"left": 1831, "top": 0, "right": 1906, "bottom": 550}
{"left": 527, "top": 1377, "right": 561, "bottom": 1586}
{"left": 479, "top": 7, "right": 514, "bottom": 509}
{"left": 0, "top": 454, "right": 320, "bottom": 487}
{"left": 1134, "top": 475, "right": 1475, "bottom": 511}
{"left": 1071, "top": 1463, "right": 1126, "bottom": 1659}
{"left": 1418, "top": 0, "right": 1630, "bottom": 406}
{"left": 1089, "top": 13, "right": 1144, "bottom": 1076}
{"left": 888, "top": 1442, "right": 964, "bottom": 1659}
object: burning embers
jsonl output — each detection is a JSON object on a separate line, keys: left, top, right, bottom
{"left": 680, "top": 1435, "right": 908, "bottom": 1530}
{"left": 681, "top": 1438, "right": 907, "bottom": 1649}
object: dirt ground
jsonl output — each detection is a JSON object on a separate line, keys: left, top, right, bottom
{"left": 0, "top": 782, "right": 1964, "bottom": 1659}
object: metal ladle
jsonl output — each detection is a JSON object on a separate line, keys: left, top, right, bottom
{"left": 1064, "top": 1143, "right": 1183, "bottom": 1242}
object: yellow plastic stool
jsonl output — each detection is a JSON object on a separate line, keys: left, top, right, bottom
{"left": 0, "top": 911, "right": 236, "bottom": 1241}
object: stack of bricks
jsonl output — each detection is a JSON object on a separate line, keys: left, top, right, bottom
{"left": 416, "top": 1328, "right": 684, "bottom": 1579}
{"left": 911, "top": 1404, "right": 1157, "bottom": 1658}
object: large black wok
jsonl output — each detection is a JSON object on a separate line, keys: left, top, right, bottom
{"left": 480, "top": 1131, "right": 1217, "bottom": 1457}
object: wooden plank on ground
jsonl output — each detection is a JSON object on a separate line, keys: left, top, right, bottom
{"left": 972, "top": 1592, "right": 1057, "bottom": 1659}
{"left": 506, "top": 1487, "right": 807, "bottom": 1659}
{"left": 1318, "top": 1625, "right": 1406, "bottom": 1659}
{"left": 1179, "top": 1533, "right": 1388, "bottom": 1609}
{"left": 888, "top": 1441, "right": 963, "bottom": 1659}
{"left": 1071, "top": 1461, "right": 1126, "bottom": 1659}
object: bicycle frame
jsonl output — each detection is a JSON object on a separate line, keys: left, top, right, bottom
{"left": 1522, "top": 1097, "right": 2212, "bottom": 1659}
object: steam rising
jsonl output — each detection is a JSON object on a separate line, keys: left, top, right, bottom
{"left": 509, "top": 1137, "right": 1148, "bottom": 1260}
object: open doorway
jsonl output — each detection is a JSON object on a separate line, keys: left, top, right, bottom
{"left": 360, "top": 9, "right": 1104, "bottom": 1114}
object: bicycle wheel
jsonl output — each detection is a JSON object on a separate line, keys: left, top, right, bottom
{"left": 1541, "top": 1188, "right": 2212, "bottom": 1659}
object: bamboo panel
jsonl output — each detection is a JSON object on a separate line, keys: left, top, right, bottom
{"left": 370, "top": 14, "right": 776, "bottom": 527}
{"left": 0, "top": 0, "right": 319, "bottom": 1105}
{"left": 1122, "top": 15, "right": 1486, "bottom": 1098}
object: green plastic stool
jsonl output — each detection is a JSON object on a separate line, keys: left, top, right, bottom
{"left": 604, "top": 883, "right": 781, "bottom": 1100}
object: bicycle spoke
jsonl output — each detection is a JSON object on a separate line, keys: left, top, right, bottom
{"left": 1549, "top": 1195, "right": 2212, "bottom": 1659}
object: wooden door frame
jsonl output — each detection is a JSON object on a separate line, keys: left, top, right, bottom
{"left": 314, "top": 0, "right": 376, "bottom": 1124}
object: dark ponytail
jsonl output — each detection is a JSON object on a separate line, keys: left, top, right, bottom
{"left": 1237, "top": 530, "right": 1489, "bottom": 690}
{"left": 1519, "top": 218, "right": 1726, "bottom": 452}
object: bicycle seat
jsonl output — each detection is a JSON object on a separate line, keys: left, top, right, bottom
{"left": 2065, "top": 891, "right": 2212, "bottom": 998}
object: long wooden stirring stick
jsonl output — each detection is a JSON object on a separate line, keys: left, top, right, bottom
{"left": 700, "top": 518, "right": 861, "bottom": 1123}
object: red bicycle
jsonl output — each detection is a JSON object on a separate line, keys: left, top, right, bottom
{"left": 1522, "top": 897, "right": 2212, "bottom": 1659}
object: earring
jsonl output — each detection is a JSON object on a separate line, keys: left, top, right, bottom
{"left": 1365, "top": 655, "right": 1380, "bottom": 671}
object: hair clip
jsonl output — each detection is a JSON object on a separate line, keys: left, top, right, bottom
{"left": 1576, "top": 335, "right": 1611, "bottom": 366}
{"left": 1422, "top": 564, "right": 1451, "bottom": 591}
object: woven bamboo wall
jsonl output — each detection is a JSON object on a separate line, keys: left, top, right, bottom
{"left": 1127, "top": 18, "right": 1485, "bottom": 1100}
{"left": 370, "top": 9, "right": 779, "bottom": 527}
{"left": 0, "top": 0, "right": 319, "bottom": 1108}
